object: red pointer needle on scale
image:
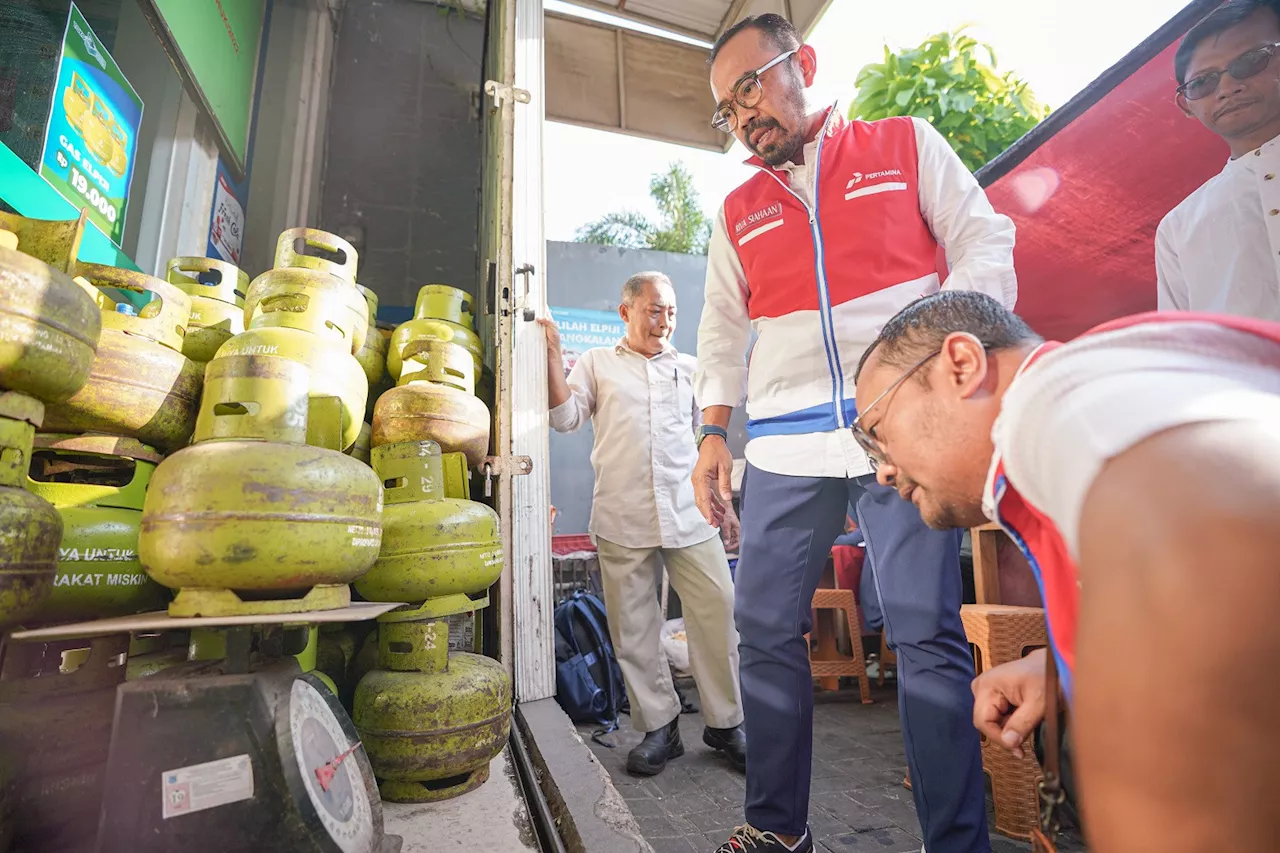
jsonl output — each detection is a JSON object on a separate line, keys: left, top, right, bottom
{"left": 315, "top": 742, "right": 363, "bottom": 792}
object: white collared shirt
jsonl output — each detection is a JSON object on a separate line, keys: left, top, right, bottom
{"left": 1157, "top": 136, "right": 1280, "bottom": 320}
{"left": 549, "top": 339, "right": 716, "bottom": 550}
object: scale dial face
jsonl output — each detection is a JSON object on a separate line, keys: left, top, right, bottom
{"left": 288, "top": 678, "right": 376, "bottom": 853}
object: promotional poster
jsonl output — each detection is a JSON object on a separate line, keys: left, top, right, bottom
{"left": 38, "top": 3, "right": 143, "bottom": 247}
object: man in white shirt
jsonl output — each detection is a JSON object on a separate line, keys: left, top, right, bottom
{"left": 541, "top": 271, "right": 745, "bottom": 778}
{"left": 851, "top": 289, "right": 1280, "bottom": 853}
{"left": 694, "top": 14, "right": 1014, "bottom": 853}
{"left": 1158, "top": 0, "right": 1280, "bottom": 317}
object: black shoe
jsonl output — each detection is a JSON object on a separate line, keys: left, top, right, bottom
{"left": 713, "top": 825, "right": 812, "bottom": 852}
{"left": 626, "top": 717, "right": 684, "bottom": 776}
{"left": 703, "top": 724, "right": 747, "bottom": 772}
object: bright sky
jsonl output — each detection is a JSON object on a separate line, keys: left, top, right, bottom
{"left": 543, "top": 0, "right": 1192, "bottom": 241}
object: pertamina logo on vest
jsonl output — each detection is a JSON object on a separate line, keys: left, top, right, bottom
{"left": 845, "top": 168, "right": 906, "bottom": 201}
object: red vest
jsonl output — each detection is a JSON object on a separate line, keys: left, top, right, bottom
{"left": 724, "top": 111, "right": 939, "bottom": 321}
{"left": 722, "top": 110, "right": 943, "bottom": 436}
{"left": 989, "top": 311, "right": 1280, "bottom": 700}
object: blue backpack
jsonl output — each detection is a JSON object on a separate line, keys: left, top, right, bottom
{"left": 553, "top": 590, "right": 627, "bottom": 742}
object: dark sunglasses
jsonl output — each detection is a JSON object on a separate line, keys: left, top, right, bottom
{"left": 1177, "top": 42, "right": 1280, "bottom": 101}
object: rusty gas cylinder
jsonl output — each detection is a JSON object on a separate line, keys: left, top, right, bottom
{"left": 353, "top": 617, "right": 511, "bottom": 802}
{"left": 372, "top": 341, "right": 490, "bottom": 467}
{"left": 0, "top": 392, "right": 60, "bottom": 627}
{"left": 0, "top": 214, "right": 102, "bottom": 402}
{"left": 42, "top": 263, "right": 202, "bottom": 453}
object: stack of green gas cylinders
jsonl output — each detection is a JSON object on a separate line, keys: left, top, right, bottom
{"left": 349, "top": 438, "right": 509, "bottom": 802}
{"left": 139, "top": 228, "right": 383, "bottom": 617}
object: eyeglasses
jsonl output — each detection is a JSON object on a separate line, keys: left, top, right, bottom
{"left": 850, "top": 350, "right": 940, "bottom": 472}
{"left": 1177, "top": 42, "right": 1280, "bottom": 101}
{"left": 711, "top": 49, "right": 797, "bottom": 133}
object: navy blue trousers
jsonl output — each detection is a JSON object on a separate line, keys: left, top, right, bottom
{"left": 735, "top": 464, "right": 989, "bottom": 852}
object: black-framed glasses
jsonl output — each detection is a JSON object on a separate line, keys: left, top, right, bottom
{"left": 850, "top": 350, "right": 940, "bottom": 471}
{"left": 1177, "top": 42, "right": 1280, "bottom": 101}
{"left": 711, "top": 49, "right": 797, "bottom": 133}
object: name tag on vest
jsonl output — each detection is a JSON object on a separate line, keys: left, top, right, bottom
{"left": 734, "top": 202, "right": 785, "bottom": 246}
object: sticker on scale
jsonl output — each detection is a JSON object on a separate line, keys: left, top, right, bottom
{"left": 161, "top": 754, "right": 254, "bottom": 819}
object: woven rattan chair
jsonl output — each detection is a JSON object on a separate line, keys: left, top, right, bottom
{"left": 961, "top": 604, "right": 1049, "bottom": 841}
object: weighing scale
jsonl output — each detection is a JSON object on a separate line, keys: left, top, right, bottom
{"left": 93, "top": 626, "right": 402, "bottom": 852}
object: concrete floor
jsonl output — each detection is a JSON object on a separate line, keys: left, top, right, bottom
{"left": 383, "top": 748, "right": 540, "bottom": 852}
{"left": 583, "top": 683, "right": 1087, "bottom": 853}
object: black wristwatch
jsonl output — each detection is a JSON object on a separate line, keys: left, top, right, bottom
{"left": 695, "top": 425, "right": 728, "bottom": 448}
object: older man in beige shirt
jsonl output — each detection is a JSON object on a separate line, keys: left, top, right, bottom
{"left": 540, "top": 271, "right": 745, "bottom": 778}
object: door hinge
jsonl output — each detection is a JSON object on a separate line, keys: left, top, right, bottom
{"left": 484, "top": 80, "right": 531, "bottom": 109}
{"left": 481, "top": 455, "right": 533, "bottom": 498}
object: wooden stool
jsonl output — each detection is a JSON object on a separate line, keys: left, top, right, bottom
{"left": 807, "top": 587, "right": 872, "bottom": 704}
{"left": 961, "top": 604, "right": 1048, "bottom": 841}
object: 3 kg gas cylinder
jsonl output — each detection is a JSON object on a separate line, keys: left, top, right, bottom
{"left": 354, "top": 617, "right": 511, "bottom": 802}
{"left": 42, "top": 264, "right": 203, "bottom": 453}
{"left": 0, "top": 215, "right": 101, "bottom": 403}
{"left": 166, "top": 256, "right": 248, "bottom": 363}
{"left": 0, "top": 393, "right": 60, "bottom": 627}
{"left": 354, "top": 440, "right": 500, "bottom": 604}
{"left": 354, "top": 285, "right": 389, "bottom": 387}
{"left": 26, "top": 433, "right": 170, "bottom": 621}
{"left": 140, "top": 356, "right": 384, "bottom": 617}
{"left": 372, "top": 341, "right": 490, "bottom": 467}
{"left": 222, "top": 230, "right": 370, "bottom": 451}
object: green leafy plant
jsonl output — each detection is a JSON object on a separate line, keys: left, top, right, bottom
{"left": 575, "top": 162, "right": 712, "bottom": 255}
{"left": 850, "top": 28, "right": 1050, "bottom": 172}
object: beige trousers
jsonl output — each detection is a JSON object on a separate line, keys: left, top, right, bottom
{"left": 595, "top": 534, "right": 743, "bottom": 733}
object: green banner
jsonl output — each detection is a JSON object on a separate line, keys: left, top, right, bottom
{"left": 38, "top": 3, "right": 143, "bottom": 248}
{"left": 143, "top": 0, "right": 266, "bottom": 171}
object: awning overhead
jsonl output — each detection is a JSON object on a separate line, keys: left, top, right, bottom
{"left": 974, "top": 0, "right": 1227, "bottom": 342}
{"left": 546, "top": 0, "right": 832, "bottom": 150}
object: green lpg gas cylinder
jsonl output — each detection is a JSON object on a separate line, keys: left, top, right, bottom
{"left": 354, "top": 285, "right": 389, "bottom": 387}
{"left": 26, "top": 433, "right": 170, "bottom": 621}
{"left": 372, "top": 341, "right": 490, "bottom": 467}
{"left": 347, "top": 421, "right": 372, "bottom": 464}
{"left": 354, "top": 440, "right": 500, "bottom": 603}
{"left": 0, "top": 634, "right": 129, "bottom": 853}
{"left": 242, "top": 228, "right": 368, "bottom": 356}
{"left": 220, "top": 231, "right": 370, "bottom": 452}
{"left": 166, "top": 256, "right": 248, "bottom": 362}
{"left": 0, "top": 216, "right": 101, "bottom": 402}
{"left": 42, "top": 264, "right": 203, "bottom": 453}
{"left": 387, "top": 317, "right": 483, "bottom": 383}
{"left": 415, "top": 284, "right": 475, "bottom": 329}
{"left": 0, "top": 393, "right": 60, "bottom": 627}
{"left": 140, "top": 368, "right": 384, "bottom": 616}
{"left": 386, "top": 283, "right": 481, "bottom": 381}
{"left": 354, "top": 618, "right": 511, "bottom": 802}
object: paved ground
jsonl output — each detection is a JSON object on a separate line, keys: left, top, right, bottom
{"left": 383, "top": 748, "right": 539, "bottom": 851}
{"left": 582, "top": 683, "right": 1086, "bottom": 853}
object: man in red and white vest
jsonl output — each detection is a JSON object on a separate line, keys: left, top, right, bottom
{"left": 853, "top": 289, "right": 1280, "bottom": 853}
{"left": 694, "top": 14, "right": 1016, "bottom": 853}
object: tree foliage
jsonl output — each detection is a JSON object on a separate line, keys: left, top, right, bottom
{"left": 850, "top": 28, "right": 1049, "bottom": 172}
{"left": 576, "top": 162, "right": 711, "bottom": 255}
